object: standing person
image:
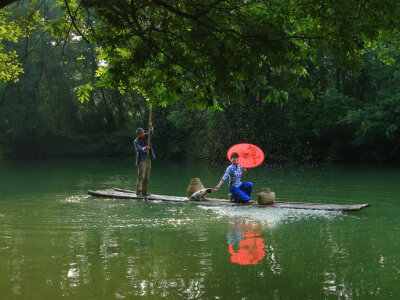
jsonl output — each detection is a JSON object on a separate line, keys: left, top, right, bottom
{"left": 134, "top": 123, "right": 155, "bottom": 196}
{"left": 212, "top": 152, "right": 253, "bottom": 203}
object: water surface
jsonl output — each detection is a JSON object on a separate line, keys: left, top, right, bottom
{"left": 0, "top": 158, "right": 399, "bottom": 299}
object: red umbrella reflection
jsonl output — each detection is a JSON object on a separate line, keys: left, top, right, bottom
{"left": 228, "top": 228, "right": 265, "bottom": 265}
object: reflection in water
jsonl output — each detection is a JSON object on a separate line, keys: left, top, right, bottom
{"left": 227, "top": 222, "right": 265, "bottom": 265}
{"left": 3, "top": 227, "right": 25, "bottom": 296}
{"left": 7, "top": 246, "right": 24, "bottom": 295}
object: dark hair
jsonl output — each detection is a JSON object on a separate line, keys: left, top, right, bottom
{"left": 136, "top": 128, "right": 144, "bottom": 134}
{"left": 231, "top": 152, "right": 239, "bottom": 159}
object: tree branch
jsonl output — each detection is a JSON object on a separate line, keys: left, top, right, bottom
{"left": 64, "top": 0, "right": 90, "bottom": 43}
{"left": 152, "top": 0, "right": 245, "bottom": 38}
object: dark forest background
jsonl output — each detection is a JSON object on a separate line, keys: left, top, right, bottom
{"left": 1, "top": 1, "right": 399, "bottom": 163}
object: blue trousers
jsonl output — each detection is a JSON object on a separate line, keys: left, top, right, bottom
{"left": 229, "top": 182, "right": 253, "bottom": 203}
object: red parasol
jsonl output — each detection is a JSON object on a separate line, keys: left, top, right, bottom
{"left": 227, "top": 143, "right": 264, "bottom": 168}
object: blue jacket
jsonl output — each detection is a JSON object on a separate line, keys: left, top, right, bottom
{"left": 134, "top": 128, "right": 155, "bottom": 166}
{"left": 221, "top": 164, "right": 243, "bottom": 188}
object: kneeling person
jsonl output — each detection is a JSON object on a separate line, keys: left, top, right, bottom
{"left": 212, "top": 152, "right": 253, "bottom": 202}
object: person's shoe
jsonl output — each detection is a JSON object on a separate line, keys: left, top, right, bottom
{"left": 136, "top": 191, "right": 143, "bottom": 197}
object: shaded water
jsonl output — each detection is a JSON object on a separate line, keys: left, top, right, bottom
{"left": 0, "top": 158, "right": 399, "bottom": 299}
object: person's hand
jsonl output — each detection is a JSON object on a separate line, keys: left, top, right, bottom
{"left": 243, "top": 168, "right": 247, "bottom": 173}
{"left": 145, "top": 146, "right": 151, "bottom": 150}
{"left": 212, "top": 186, "right": 219, "bottom": 191}
{"left": 149, "top": 122, "right": 152, "bottom": 128}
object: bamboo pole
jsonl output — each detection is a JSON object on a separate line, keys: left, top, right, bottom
{"left": 142, "top": 105, "right": 152, "bottom": 198}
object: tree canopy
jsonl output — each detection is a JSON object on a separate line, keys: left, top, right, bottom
{"left": 65, "top": 0, "right": 400, "bottom": 107}
{"left": 1, "top": 0, "right": 400, "bottom": 108}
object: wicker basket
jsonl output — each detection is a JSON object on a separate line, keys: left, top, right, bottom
{"left": 257, "top": 188, "right": 276, "bottom": 205}
{"left": 187, "top": 178, "right": 205, "bottom": 198}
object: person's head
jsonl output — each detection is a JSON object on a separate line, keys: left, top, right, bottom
{"left": 136, "top": 128, "right": 144, "bottom": 139}
{"left": 231, "top": 152, "right": 239, "bottom": 164}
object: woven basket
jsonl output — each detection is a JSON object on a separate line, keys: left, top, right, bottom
{"left": 187, "top": 178, "right": 205, "bottom": 198}
{"left": 257, "top": 188, "right": 276, "bottom": 205}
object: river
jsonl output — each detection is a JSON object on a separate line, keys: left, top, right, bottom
{"left": 0, "top": 157, "right": 399, "bottom": 299}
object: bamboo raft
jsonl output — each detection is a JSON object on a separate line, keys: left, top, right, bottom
{"left": 88, "top": 188, "right": 371, "bottom": 212}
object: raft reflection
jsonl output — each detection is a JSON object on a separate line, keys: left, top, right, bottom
{"left": 227, "top": 222, "right": 265, "bottom": 265}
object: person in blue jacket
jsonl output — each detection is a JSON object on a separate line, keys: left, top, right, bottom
{"left": 212, "top": 152, "right": 253, "bottom": 202}
{"left": 134, "top": 123, "right": 155, "bottom": 195}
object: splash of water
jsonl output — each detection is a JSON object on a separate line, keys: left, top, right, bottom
{"left": 198, "top": 205, "right": 342, "bottom": 227}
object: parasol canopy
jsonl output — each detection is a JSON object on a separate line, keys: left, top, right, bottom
{"left": 227, "top": 143, "right": 264, "bottom": 168}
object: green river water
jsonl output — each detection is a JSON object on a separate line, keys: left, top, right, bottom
{"left": 0, "top": 158, "right": 399, "bottom": 299}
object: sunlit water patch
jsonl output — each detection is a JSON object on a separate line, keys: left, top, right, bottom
{"left": 198, "top": 205, "right": 342, "bottom": 227}
{"left": 58, "top": 195, "right": 90, "bottom": 203}
{"left": 109, "top": 216, "right": 194, "bottom": 229}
